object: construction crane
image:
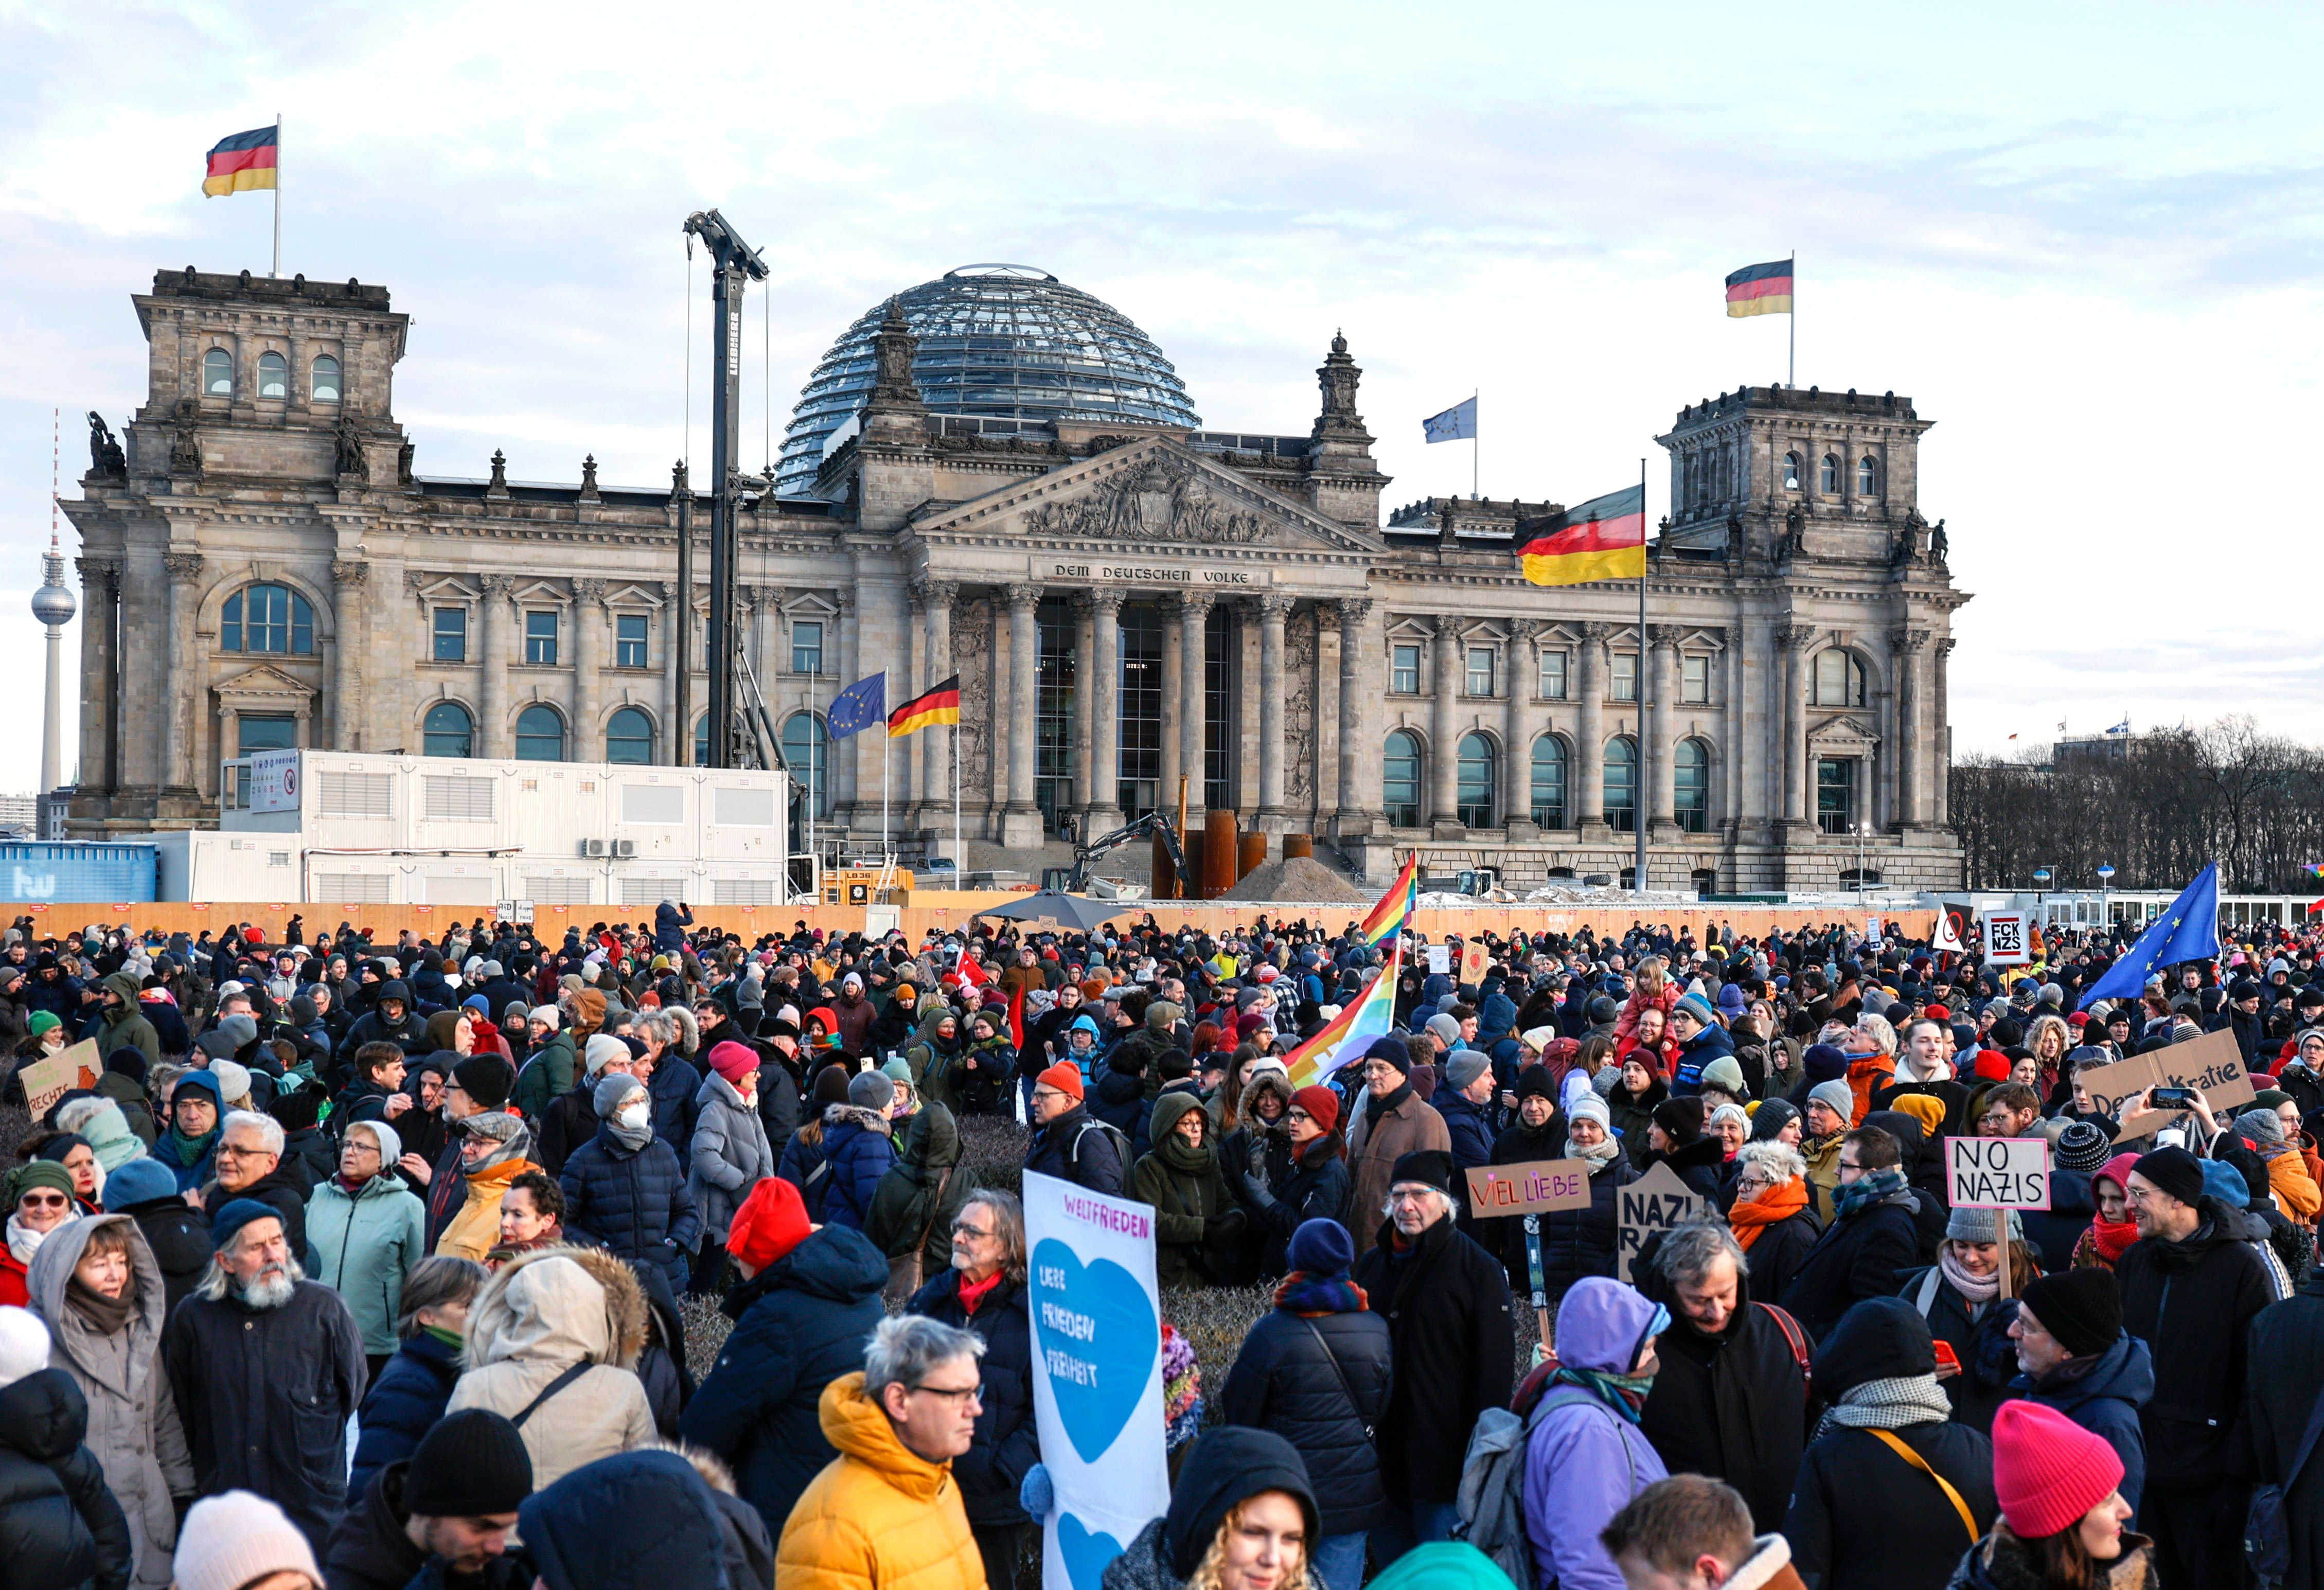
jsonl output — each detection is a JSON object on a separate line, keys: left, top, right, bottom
{"left": 1045, "top": 811, "right": 1190, "bottom": 894}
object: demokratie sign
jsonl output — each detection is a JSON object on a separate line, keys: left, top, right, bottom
{"left": 2074, "top": 1027, "right": 2257, "bottom": 1137}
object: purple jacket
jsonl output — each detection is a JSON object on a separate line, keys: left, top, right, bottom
{"left": 1523, "top": 1279, "right": 1669, "bottom": 1590}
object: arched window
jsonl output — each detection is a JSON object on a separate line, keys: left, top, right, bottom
{"left": 1811, "top": 649, "right": 1866, "bottom": 707}
{"left": 1819, "top": 454, "right": 1839, "bottom": 493}
{"left": 1530, "top": 735, "right": 1568, "bottom": 828}
{"left": 221, "top": 583, "right": 314, "bottom": 654}
{"left": 1783, "top": 451, "right": 1802, "bottom": 491}
{"left": 1604, "top": 737, "right": 1638, "bottom": 833}
{"left": 257, "top": 351, "right": 288, "bottom": 400}
{"left": 311, "top": 354, "right": 342, "bottom": 403}
{"left": 1382, "top": 730, "right": 1422, "bottom": 828}
{"left": 1456, "top": 733, "right": 1496, "bottom": 828}
{"left": 606, "top": 707, "right": 654, "bottom": 765}
{"left": 1856, "top": 455, "right": 1876, "bottom": 496}
{"left": 422, "top": 702, "right": 473, "bottom": 759}
{"left": 202, "top": 348, "right": 234, "bottom": 397}
{"left": 515, "top": 704, "right": 565, "bottom": 761}
{"left": 1675, "top": 738, "right": 1710, "bottom": 832}
{"left": 783, "top": 711, "right": 832, "bottom": 817}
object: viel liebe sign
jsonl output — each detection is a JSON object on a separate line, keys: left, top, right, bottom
{"left": 1466, "top": 1158, "right": 1591, "bottom": 1218}
{"left": 1946, "top": 1135, "right": 2052, "bottom": 1209}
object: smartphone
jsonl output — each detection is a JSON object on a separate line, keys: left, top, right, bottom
{"left": 2151, "top": 1086, "right": 2201, "bottom": 1109}
{"left": 1931, "top": 1339, "right": 1962, "bottom": 1379}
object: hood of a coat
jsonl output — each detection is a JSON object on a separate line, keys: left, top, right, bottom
{"left": 1239, "top": 1070, "right": 1295, "bottom": 1127}
{"left": 1813, "top": 1294, "right": 1937, "bottom": 1397}
{"left": 2030, "top": 1330, "right": 2156, "bottom": 1412}
{"left": 28, "top": 1212, "right": 167, "bottom": 1369}
{"left": 465, "top": 1242, "right": 647, "bottom": 1371}
{"left": 751, "top": 1223, "right": 890, "bottom": 1309}
{"left": 521, "top": 1448, "right": 730, "bottom": 1590}
{"left": 100, "top": 970, "right": 143, "bottom": 1008}
{"left": 823, "top": 1103, "right": 893, "bottom": 1138}
{"left": 817, "top": 1370, "right": 951, "bottom": 1501}
{"left": 1553, "top": 1276, "right": 1665, "bottom": 1373}
{"left": 1159, "top": 1425, "right": 1321, "bottom": 1580}
{"left": 0, "top": 1367, "right": 90, "bottom": 1462}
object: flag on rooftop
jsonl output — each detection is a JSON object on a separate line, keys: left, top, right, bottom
{"left": 1725, "top": 258, "right": 1793, "bottom": 317}
{"left": 1423, "top": 397, "right": 1477, "bottom": 443}
{"left": 203, "top": 126, "right": 278, "bottom": 196}
{"left": 1515, "top": 485, "right": 1646, "bottom": 587}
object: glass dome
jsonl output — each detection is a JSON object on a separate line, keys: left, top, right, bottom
{"left": 776, "top": 264, "right": 1201, "bottom": 497}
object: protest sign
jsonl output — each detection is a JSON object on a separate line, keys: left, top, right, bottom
{"left": 1616, "top": 1161, "right": 1708, "bottom": 1284}
{"left": 1426, "top": 944, "right": 1451, "bottom": 976}
{"left": 2075, "top": 1027, "right": 2256, "bottom": 1137}
{"left": 1982, "top": 910, "right": 2032, "bottom": 965}
{"left": 1946, "top": 1135, "right": 2051, "bottom": 1209}
{"left": 1024, "top": 1170, "right": 1170, "bottom": 1590}
{"left": 18, "top": 1039, "right": 98, "bottom": 1118}
{"left": 1466, "top": 1158, "right": 1591, "bottom": 1219}
{"left": 1460, "top": 939, "right": 1488, "bottom": 985}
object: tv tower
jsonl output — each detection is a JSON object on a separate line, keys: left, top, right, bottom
{"left": 37, "top": 410, "right": 76, "bottom": 809}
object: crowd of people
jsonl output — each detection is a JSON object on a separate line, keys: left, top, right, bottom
{"left": 4, "top": 898, "right": 2324, "bottom": 1589}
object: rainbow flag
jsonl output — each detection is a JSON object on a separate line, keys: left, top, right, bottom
{"left": 1285, "top": 937, "right": 1402, "bottom": 1090}
{"left": 2305, "top": 862, "right": 2324, "bottom": 879}
{"left": 203, "top": 126, "right": 278, "bottom": 197}
{"left": 1359, "top": 853, "right": 1418, "bottom": 946}
{"left": 1516, "top": 485, "right": 1645, "bottom": 587}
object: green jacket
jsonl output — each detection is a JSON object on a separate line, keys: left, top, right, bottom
{"left": 94, "top": 971, "right": 162, "bottom": 1072}
{"left": 512, "top": 1030, "right": 577, "bottom": 1122}
{"left": 864, "top": 1102, "right": 976, "bottom": 1277}
{"left": 1130, "top": 1092, "right": 1234, "bottom": 1289}
{"left": 305, "top": 1171, "right": 428, "bottom": 1355}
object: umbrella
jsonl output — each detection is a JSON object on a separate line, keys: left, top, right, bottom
{"left": 969, "top": 889, "right": 1138, "bottom": 934}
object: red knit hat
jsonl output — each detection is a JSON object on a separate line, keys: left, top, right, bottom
{"left": 1291, "top": 1084, "right": 1340, "bottom": 1136}
{"left": 706, "top": 1040, "right": 758, "bottom": 1083}
{"left": 726, "top": 1177, "right": 811, "bottom": 1274}
{"left": 1037, "top": 1060, "right": 1085, "bottom": 1102}
{"left": 1991, "top": 1399, "right": 2123, "bottom": 1538}
{"left": 1971, "top": 1049, "right": 2013, "bottom": 1082}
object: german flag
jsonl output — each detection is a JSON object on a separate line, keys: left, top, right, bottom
{"left": 203, "top": 126, "right": 278, "bottom": 197}
{"left": 1725, "top": 258, "right": 1793, "bottom": 317}
{"left": 888, "top": 674, "right": 960, "bottom": 738}
{"left": 1515, "top": 486, "right": 1646, "bottom": 587}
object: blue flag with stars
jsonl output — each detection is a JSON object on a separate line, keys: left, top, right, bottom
{"left": 2077, "top": 862, "right": 2220, "bottom": 1011}
{"left": 826, "top": 672, "right": 886, "bottom": 740}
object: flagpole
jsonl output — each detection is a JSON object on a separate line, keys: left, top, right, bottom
{"left": 952, "top": 723, "right": 962, "bottom": 872}
{"left": 1636, "top": 456, "right": 1648, "bottom": 896}
{"left": 271, "top": 115, "right": 282, "bottom": 279}
{"left": 882, "top": 729, "right": 891, "bottom": 858}
{"left": 1472, "top": 388, "right": 1480, "bottom": 501}
{"left": 1787, "top": 249, "right": 1795, "bottom": 389}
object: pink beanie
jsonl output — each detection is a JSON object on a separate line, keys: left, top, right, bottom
{"left": 706, "top": 1040, "right": 760, "bottom": 1084}
{"left": 1991, "top": 1399, "right": 2124, "bottom": 1538}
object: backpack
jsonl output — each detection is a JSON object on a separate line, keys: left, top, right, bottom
{"left": 1455, "top": 1387, "right": 1647, "bottom": 1586}
{"left": 1071, "top": 1119, "right": 1133, "bottom": 1182}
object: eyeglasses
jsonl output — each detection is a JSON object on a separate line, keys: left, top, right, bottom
{"left": 19, "top": 1193, "right": 69, "bottom": 1209}
{"left": 1287, "top": 1106, "right": 1314, "bottom": 1123}
{"left": 910, "top": 1382, "right": 983, "bottom": 1406}
{"left": 953, "top": 1222, "right": 995, "bottom": 1242}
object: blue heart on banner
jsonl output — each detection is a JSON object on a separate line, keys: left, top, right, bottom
{"left": 1058, "top": 1512, "right": 1126, "bottom": 1590}
{"left": 1031, "top": 1236, "right": 1157, "bottom": 1463}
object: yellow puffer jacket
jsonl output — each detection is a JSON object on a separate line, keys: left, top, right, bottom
{"left": 774, "top": 1372, "right": 985, "bottom": 1590}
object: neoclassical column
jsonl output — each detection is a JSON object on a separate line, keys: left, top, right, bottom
{"left": 833, "top": 589, "right": 860, "bottom": 821}
{"left": 1175, "top": 592, "right": 1213, "bottom": 817}
{"left": 571, "top": 579, "right": 606, "bottom": 761}
{"left": 478, "top": 575, "right": 513, "bottom": 759}
{"left": 1891, "top": 627, "right": 1929, "bottom": 829}
{"left": 75, "top": 558, "right": 120, "bottom": 793}
{"left": 659, "top": 581, "right": 683, "bottom": 764}
{"left": 1004, "top": 584, "right": 1041, "bottom": 834}
{"left": 216, "top": 706, "right": 240, "bottom": 784}
{"left": 916, "top": 579, "right": 956, "bottom": 827}
{"left": 1933, "top": 638, "right": 1955, "bottom": 827}
{"left": 1428, "top": 618, "right": 1460, "bottom": 831}
{"left": 1070, "top": 594, "right": 1096, "bottom": 817}
{"left": 1505, "top": 619, "right": 1539, "bottom": 833}
{"left": 1089, "top": 589, "right": 1124, "bottom": 831}
{"left": 329, "top": 558, "right": 367, "bottom": 752}
{"left": 1158, "top": 601, "right": 1182, "bottom": 809}
{"left": 1647, "top": 624, "right": 1680, "bottom": 831}
{"left": 1576, "top": 621, "right": 1609, "bottom": 828}
{"left": 162, "top": 552, "right": 203, "bottom": 792}
{"left": 1334, "top": 597, "right": 1374, "bottom": 835}
{"left": 1778, "top": 623, "right": 1814, "bottom": 826}
{"left": 1253, "top": 595, "right": 1292, "bottom": 820}
{"left": 900, "top": 584, "right": 924, "bottom": 814}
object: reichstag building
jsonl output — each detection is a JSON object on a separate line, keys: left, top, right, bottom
{"left": 63, "top": 261, "right": 1968, "bottom": 890}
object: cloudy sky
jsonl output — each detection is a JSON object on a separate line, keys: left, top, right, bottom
{"left": 3, "top": 1, "right": 2318, "bottom": 797}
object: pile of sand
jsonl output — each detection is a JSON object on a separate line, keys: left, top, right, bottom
{"left": 1216, "top": 854, "right": 1372, "bottom": 903}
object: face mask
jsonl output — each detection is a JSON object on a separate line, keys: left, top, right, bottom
{"left": 617, "top": 1102, "right": 649, "bottom": 1129}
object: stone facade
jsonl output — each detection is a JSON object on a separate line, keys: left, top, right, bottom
{"left": 63, "top": 268, "right": 1968, "bottom": 890}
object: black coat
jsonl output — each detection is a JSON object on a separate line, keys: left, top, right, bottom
{"left": 2116, "top": 1197, "right": 2278, "bottom": 1488}
{"left": 1897, "top": 1266, "right": 2014, "bottom": 1433}
{"left": 2248, "top": 1270, "right": 2324, "bottom": 1590}
{"left": 1636, "top": 1276, "right": 1809, "bottom": 1534}
{"left": 321, "top": 1462, "right": 426, "bottom": 1590}
{"left": 1237, "top": 1136, "right": 1352, "bottom": 1278}
{"left": 1739, "top": 1206, "right": 1821, "bottom": 1307}
{"left": 203, "top": 1159, "right": 312, "bottom": 1269}
{"left": 163, "top": 1280, "right": 369, "bottom": 1554}
{"left": 1216, "top": 1300, "right": 1394, "bottom": 1537}
{"left": 117, "top": 1194, "right": 211, "bottom": 1318}
{"left": 1350, "top": 1213, "right": 1514, "bottom": 1505}
{"left": 1023, "top": 1104, "right": 1126, "bottom": 1195}
{"left": 677, "top": 1223, "right": 888, "bottom": 1533}
{"left": 1481, "top": 1118, "right": 1567, "bottom": 1286}
{"left": 559, "top": 1124, "right": 700, "bottom": 1295}
{"left": 906, "top": 1269, "right": 1039, "bottom": 1527}
{"left": 1781, "top": 1188, "right": 1922, "bottom": 1343}
{"left": 347, "top": 1330, "right": 460, "bottom": 1502}
{"left": 0, "top": 1369, "right": 132, "bottom": 1590}
{"left": 1645, "top": 1135, "right": 1728, "bottom": 1201}
{"left": 1786, "top": 1420, "right": 1997, "bottom": 1590}
{"left": 534, "top": 1079, "right": 599, "bottom": 1176}
{"left": 1533, "top": 1154, "right": 1639, "bottom": 1300}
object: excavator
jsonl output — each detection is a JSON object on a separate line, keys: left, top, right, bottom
{"left": 1043, "top": 811, "right": 1190, "bottom": 895}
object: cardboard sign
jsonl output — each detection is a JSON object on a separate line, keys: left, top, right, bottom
{"left": 1466, "top": 1158, "right": 1592, "bottom": 1218}
{"left": 19, "top": 1038, "right": 99, "bottom": 1118}
{"left": 1983, "top": 910, "right": 2032, "bottom": 966}
{"left": 1460, "top": 940, "right": 1488, "bottom": 985}
{"left": 1946, "top": 1135, "right": 2052, "bottom": 1209}
{"left": 1426, "top": 944, "right": 1451, "bottom": 976}
{"left": 2075, "top": 1027, "right": 2258, "bottom": 1137}
{"left": 1616, "top": 1161, "right": 1709, "bottom": 1284}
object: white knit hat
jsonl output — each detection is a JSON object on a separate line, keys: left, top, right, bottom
{"left": 0, "top": 1306, "right": 51, "bottom": 1388}
{"left": 583, "top": 1032, "right": 630, "bottom": 1077}
{"left": 172, "top": 1491, "right": 320, "bottom": 1590}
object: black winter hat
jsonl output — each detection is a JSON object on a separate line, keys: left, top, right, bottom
{"left": 1813, "top": 1296, "right": 1937, "bottom": 1398}
{"left": 1162, "top": 1427, "right": 1319, "bottom": 1580}
{"left": 1389, "top": 1149, "right": 1457, "bottom": 1195}
{"left": 452, "top": 1055, "right": 516, "bottom": 1112}
{"left": 2018, "top": 1267, "right": 2122, "bottom": 1360}
{"left": 2132, "top": 1145, "right": 2206, "bottom": 1208}
{"left": 402, "top": 1408, "right": 534, "bottom": 1517}
{"left": 1749, "top": 1098, "right": 1800, "bottom": 1143}
{"left": 1516, "top": 1064, "right": 1557, "bottom": 1102}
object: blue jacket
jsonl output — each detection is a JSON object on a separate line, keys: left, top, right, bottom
{"left": 559, "top": 1124, "right": 700, "bottom": 1293}
{"left": 347, "top": 1332, "right": 460, "bottom": 1501}
{"left": 520, "top": 1449, "right": 731, "bottom": 1590}
{"left": 653, "top": 901, "right": 694, "bottom": 953}
{"left": 1669, "top": 1023, "right": 1735, "bottom": 1095}
{"left": 1435, "top": 1091, "right": 1498, "bottom": 1173}
{"left": 2011, "top": 1330, "right": 2154, "bottom": 1517}
{"left": 776, "top": 1129, "right": 830, "bottom": 1220}
{"left": 646, "top": 1053, "right": 702, "bottom": 1160}
{"left": 817, "top": 1104, "right": 896, "bottom": 1231}
{"left": 906, "top": 1269, "right": 1039, "bottom": 1527}
{"left": 678, "top": 1225, "right": 888, "bottom": 1532}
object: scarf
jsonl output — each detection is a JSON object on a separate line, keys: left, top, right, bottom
{"left": 1548, "top": 1364, "right": 1657, "bottom": 1424}
{"left": 1729, "top": 1177, "right": 1808, "bottom": 1251}
{"left": 66, "top": 1274, "right": 136, "bottom": 1335}
{"left": 1365, "top": 1079, "right": 1413, "bottom": 1128}
{"left": 1939, "top": 1246, "right": 2000, "bottom": 1305}
{"left": 1814, "top": 1372, "right": 1955, "bottom": 1439}
{"left": 1274, "top": 1270, "right": 1368, "bottom": 1317}
{"left": 159, "top": 1123, "right": 218, "bottom": 1169}
{"left": 1832, "top": 1168, "right": 1907, "bottom": 1220}
{"left": 6, "top": 1213, "right": 48, "bottom": 1266}
{"left": 2088, "top": 1214, "right": 2141, "bottom": 1265}
{"left": 955, "top": 1269, "right": 1003, "bottom": 1316}
{"left": 1573, "top": 1134, "right": 1623, "bottom": 1170}
{"left": 422, "top": 1323, "right": 465, "bottom": 1351}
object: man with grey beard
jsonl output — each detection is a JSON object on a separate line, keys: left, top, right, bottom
{"left": 163, "top": 1198, "right": 367, "bottom": 1556}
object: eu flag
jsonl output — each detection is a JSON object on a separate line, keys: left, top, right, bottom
{"left": 2077, "top": 863, "right": 2220, "bottom": 1011}
{"left": 826, "top": 672, "right": 886, "bottom": 740}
